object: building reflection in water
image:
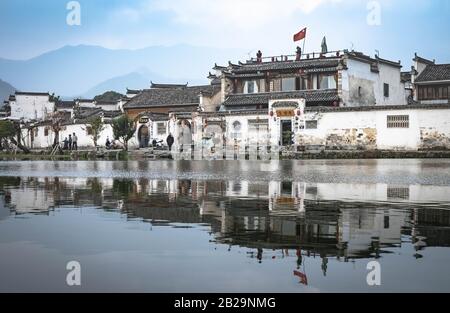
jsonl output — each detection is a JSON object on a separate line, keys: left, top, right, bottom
{"left": 1, "top": 176, "right": 450, "bottom": 278}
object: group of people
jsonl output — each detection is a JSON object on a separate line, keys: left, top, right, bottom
{"left": 62, "top": 133, "right": 78, "bottom": 151}
{"left": 62, "top": 133, "right": 176, "bottom": 151}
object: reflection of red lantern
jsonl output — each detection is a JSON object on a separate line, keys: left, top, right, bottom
{"left": 297, "top": 110, "right": 301, "bottom": 116}
{"left": 269, "top": 111, "right": 274, "bottom": 117}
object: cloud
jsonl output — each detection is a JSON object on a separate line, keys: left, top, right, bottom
{"left": 149, "top": 0, "right": 342, "bottom": 29}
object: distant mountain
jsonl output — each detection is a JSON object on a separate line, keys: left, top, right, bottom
{"left": 0, "top": 44, "right": 245, "bottom": 97}
{"left": 77, "top": 68, "right": 207, "bottom": 99}
{"left": 80, "top": 71, "right": 152, "bottom": 99}
{"left": 0, "top": 79, "right": 15, "bottom": 103}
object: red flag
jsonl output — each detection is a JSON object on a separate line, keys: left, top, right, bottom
{"left": 294, "top": 270, "right": 308, "bottom": 285}
{"left": 293, "top": 28, "right": 307, "bottom": 42}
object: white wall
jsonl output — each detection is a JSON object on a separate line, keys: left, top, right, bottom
{"left": 290, "top": 108, "right": 450, "bottom": 150}
{"left": 10, "top": 95, "right": 55, "bottom": 120}
{"left": 96, "top": 103, "right": 118, "bottom": 111}
{"left": 342, "top": 59, "right": 406, "bottom": 107}
{"left": 25, "top": 123, "right": 115, "bottom": 149}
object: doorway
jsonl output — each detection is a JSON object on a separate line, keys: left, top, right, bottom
{"left": 138, "top": 125, "right": 150, "bottom": 148}
{"left": 281, "top": 120, "right": 293, "bottom": 146}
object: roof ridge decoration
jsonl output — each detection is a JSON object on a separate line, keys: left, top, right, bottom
{"left": 413, "top": 53, "right": 435, "bottom": 65}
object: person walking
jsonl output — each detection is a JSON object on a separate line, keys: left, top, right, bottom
{"left": 166, "top": 133, "right": 174, "bottom": 151}
{"left": 68, "top": 134, "right": 73, "bottom": 151}
{"left": 72, "top": 133, "right": 78, "bottom": 151}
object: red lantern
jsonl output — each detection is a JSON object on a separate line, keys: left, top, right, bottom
{"left": 269, "top": 111, "right": 274, "bottom": 117}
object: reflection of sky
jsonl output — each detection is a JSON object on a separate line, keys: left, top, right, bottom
{"left": 0, "top": 206, "right": 449, "bottom": 292}
{"left": 0, "top": 159, "right": 450, "bottom": 292}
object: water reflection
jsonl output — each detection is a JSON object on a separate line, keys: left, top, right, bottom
{"left": 2, "top": 176, "right": 450, "bottom": 263}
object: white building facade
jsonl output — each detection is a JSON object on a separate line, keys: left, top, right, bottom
{"left": 9, "top": 92, "right": 55, "bottom": 121}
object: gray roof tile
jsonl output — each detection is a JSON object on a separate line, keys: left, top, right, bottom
{"left": 222, "top": 89, "right": 339, "bottom": 106}
{"left": 124, "top": 85, "right": 220, "bottom": 109}
{"left": 232, "top": 58, "right": 340, "bottom": 74}
{"left": 415, "top": 64, "right": 450, "bottom": 83}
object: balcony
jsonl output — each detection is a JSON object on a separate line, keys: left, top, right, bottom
{"left": 248, "top": 50, "right": 344, "bottom": 64}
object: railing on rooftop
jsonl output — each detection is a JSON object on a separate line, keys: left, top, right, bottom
{"left": 249, "top": 50, "right": 344, "bottom": 64}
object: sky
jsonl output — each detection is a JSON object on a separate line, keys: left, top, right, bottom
{"left": 0, "top": 0, "right": 449, "bottom": 66}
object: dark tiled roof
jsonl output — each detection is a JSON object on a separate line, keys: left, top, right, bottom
{"left": 102, "top": 110, "right": 122, "bottom": 118}
{"left": 222, "top": 89, "right": 339, "bottom": 106}
{"left": 415, "top": 64, "right": 450, "bottom": 83}
{"left": 15, "top": 91, "right": 50, "bottom": 96}
{"left": 232, "top": 58, "right": 340, "bottom": 74}
{"left": 76, "top": 107, "right": 102, "bottom": 120}
{"left": 124, "top": 85, "right": 220, "bottom": 109}
{"left": 346, "top": 51, "right": 402, "bottom": 68}
{"left": 413, "top": 54, "right": 435, "bottom": 66}
{"left": 136, "top": 112, "right": 169, "bottom": 121}
{"left": 306, "top": 103, "right": 450, "bottom": 113}
{"left": 72, "top": 109, "right": 122, "bottom": 124}
{"left": 213, "top": 63, "right": 228, "bottom": 70}
{"left": 56, "top": 100, "right": 75, "bottom": 109}
{"left": 225, "top": 72, "right": 266, "bottom": 79}
{"left": 77, "top": 99, "right": 95, "bottom": 103}
{"left": 126, "top": 89, "right": 141, "bottom": 95}
{"left": 205, "top": 103, "right": 450, "bottom": 116}
{"left": 150, "top": 82, "right": 188, "bottom": 89}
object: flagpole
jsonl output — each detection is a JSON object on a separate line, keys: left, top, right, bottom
{"left": 302, "top": 37, "right": 306, "bottom": 59}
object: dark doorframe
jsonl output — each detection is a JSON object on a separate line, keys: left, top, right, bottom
{"left": 138, "top": 125, "right": 150, "bottom": 148}
{"left": 281, "top": 120, "right": 293, "bottom": 146}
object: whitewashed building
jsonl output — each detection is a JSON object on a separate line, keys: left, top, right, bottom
{"left": 8, "top": 92, "right": 56, "bottom": 121}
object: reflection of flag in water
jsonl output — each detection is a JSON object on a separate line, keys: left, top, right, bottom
{"left": 294, "top": 270, "right": 308, "bottom": 285}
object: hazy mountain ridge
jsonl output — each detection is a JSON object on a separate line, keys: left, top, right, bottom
{"left": 0, "top": 79, "right": 16, "bottom": 103}
{"left": 0, "top": 44, "right": 245, "bottom": 97}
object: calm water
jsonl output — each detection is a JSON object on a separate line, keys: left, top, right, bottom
{"left": 0, "top": 159, "right": 449, "bottom": 292}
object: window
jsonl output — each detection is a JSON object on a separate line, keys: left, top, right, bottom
{"left": 387, "top": 115, "right": 409, "bottom": 128}
{"left": 358, "top": 86, "right": 362, "bottom": 97}
{"left": 34, "top": 128, "right": 38, "bottom": 137}
{"left": 319, "top": 75, "right": 337, "bottom": 89}
{"left": 44, "top": 127, "right": 49, "bottom": 137}
{"left": 384, "top": 216, "right": 390, "bottom": 229}
{"left": 269, "top": 79, "right": 281, "bottom": 92}
{"left": 157, "top": 122, "right": 166, "bottom": 135}
{"left": 244, "top": 81, "right": 258, "bottom": 94}
{"left": 305, "top": 120, "right": 318, "bottom": 129}
{"left": 281, "top": 77, "right": 296, "bottom": 92}
{"left": 86, "top": 126, "right": 93, "bottom": 135}
{"left": 387, "top": 187, "right": 410, "bottom": 200}
{"left": 384, "top": 83, "right": 390, "bottom": 98}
